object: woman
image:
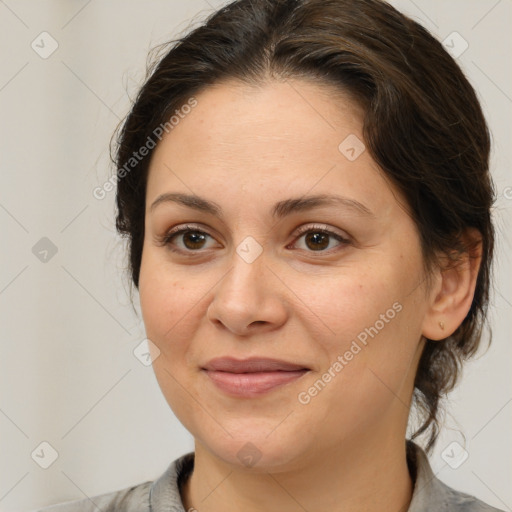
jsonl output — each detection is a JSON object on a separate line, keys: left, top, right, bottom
{"left": 39, "top": 0, "right": 503, "bottom": 510}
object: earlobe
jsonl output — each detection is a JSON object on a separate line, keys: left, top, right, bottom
{"left": 421, "top": 230, "right": 482, "bottom": 341}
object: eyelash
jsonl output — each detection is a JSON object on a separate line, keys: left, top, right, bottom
{"left": 159, "top": 223, "right": 351, "bottom": 255}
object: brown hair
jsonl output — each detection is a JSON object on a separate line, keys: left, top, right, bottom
{"left": 112, "top": 0, "right": 495, "bottom": 452}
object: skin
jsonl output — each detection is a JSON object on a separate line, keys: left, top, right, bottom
{"left": 138, "top": 79, "right": 481, "bottom": 512}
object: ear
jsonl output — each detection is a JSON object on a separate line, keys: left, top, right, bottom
{"left": 421, "top": 229, "right": 483, "bottom": 341}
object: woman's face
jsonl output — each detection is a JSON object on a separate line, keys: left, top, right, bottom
{"left": 139, "top": 79, "right": 432, "bottom": 470}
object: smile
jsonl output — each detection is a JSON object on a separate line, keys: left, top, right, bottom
{"left": 201, "top": 357, "right": 310, "bottom": 397}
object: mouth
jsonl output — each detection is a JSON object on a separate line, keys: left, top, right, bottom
{"left": 201, "top": 357, "right": 310, "bottom": 397}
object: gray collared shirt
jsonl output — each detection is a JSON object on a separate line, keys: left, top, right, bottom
{"left": 36, "top": 442, "right": 504, "bottom": 511}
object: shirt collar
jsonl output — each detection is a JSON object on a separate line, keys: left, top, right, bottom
{"left": 149, "top": 441, "right": 448, "bottom": 511}
{"left": 406, "top": 440, "right": 451, "bottom": 511}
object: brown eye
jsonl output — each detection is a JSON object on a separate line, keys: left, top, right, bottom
{"left": 304, "top": 232, "right": 330, "bottom": 251}
{"left": 181, "top": 231, "right": 208, "bottom": 250}
{"left": 162, "top": 225, "right": 218, "bottom": 253}
{"left": 291, "top": 226, "right": 350, "bottom": 253}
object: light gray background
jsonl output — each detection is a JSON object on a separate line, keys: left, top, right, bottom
{"left": 0, "top": 1, "right": 511, "bottom": 510}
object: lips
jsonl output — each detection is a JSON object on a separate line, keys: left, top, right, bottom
{"left": 202, "top": 357, "right": 309, "bottom": 373}
{"left": 201, "top": 357, "right": 310, "bottom": 397}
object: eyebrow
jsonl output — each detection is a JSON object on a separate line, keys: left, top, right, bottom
{"left": 149, "top": 192, "right": 374, "bottom": 218}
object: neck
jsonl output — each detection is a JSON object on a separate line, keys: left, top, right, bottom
{"left": 181, "top": 431, "right": 413, "bottom": 512}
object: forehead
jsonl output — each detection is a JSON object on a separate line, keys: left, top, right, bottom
{"left": 146, "top": 79, "right": 398, "bottom": 216}
{"left": 156, "top": 79, "right": 362, "bottom": 161}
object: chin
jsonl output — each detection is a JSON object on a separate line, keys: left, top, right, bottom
{"left": 196, "top": 427, "right": 311, "bottom": 473}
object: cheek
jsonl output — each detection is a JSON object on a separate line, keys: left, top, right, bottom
{"left": 138, "top": 257, "right": 204, "bottom": 426}
{"left": 301, "top": 288, "right": 423, "bottom": 440}
{"left": 304, "top": 266, "right": 405, "bottom": 350}
{"left": 138, "top": 252, "right": 196, "bottom": 353}
{"left": 307, "top": 257, "right": 425, "bottom": 389}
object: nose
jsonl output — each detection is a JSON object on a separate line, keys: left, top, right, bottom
{"left": 206, "top": 245, "right": 288, "bottom": 336}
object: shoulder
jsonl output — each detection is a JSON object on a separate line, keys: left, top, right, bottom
{"left": 407, "top": 441, "right": 505, "bottom": 512}
{"left": 32, "top": 481, "right": 152, "bottom": 512}
{"left": 31, "top": 452, "right": 194, "bottom": 512}
{"left": 437, "top": 482, "right": 505, "bottom": 512}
